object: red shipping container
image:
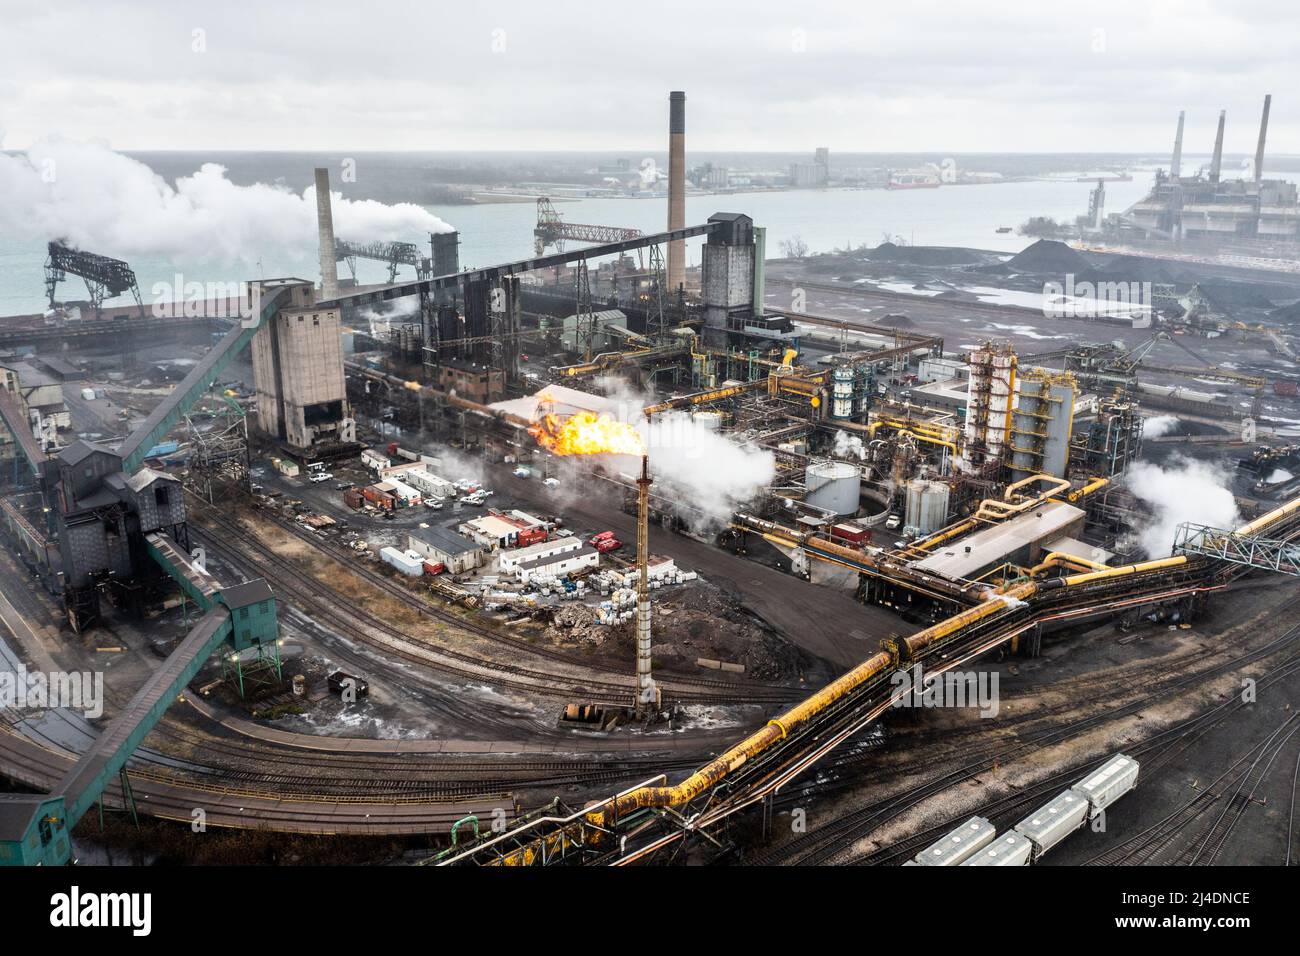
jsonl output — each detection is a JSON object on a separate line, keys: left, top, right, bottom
{"left": 422, "top": 561, "right": 445, "bottom": 576}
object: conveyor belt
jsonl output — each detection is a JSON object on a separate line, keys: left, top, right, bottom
{"left": 145, "top": 531, "right": 219, "bottom": 609}
{"left": 52, "top": 605, "right": 232, "bottom": 825}
{"left": 0, "top": 387, "right": 43, "bottom": 473}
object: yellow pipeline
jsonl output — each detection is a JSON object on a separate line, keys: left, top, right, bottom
{"left": 1030, "top": 551, "right": 1110, "bottom": 578}
{"left": 1235, "top": 495, "right": 1300, "bottom": 538}
{"left": 892, "top": 428, "right": 958, "bottom": 462}
{"left": 1067, "top": 476, "right": 1110, "bottom": 503}
{"left": 1060, "top": 555, "right": 1189, "bottom": 587}
{"left": 588, "top": 580, "right": 1037, "bottom": 824}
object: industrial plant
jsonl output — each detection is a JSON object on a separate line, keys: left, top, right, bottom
{"left": 1, "top": 16, "right": 1299, "bottom": 906}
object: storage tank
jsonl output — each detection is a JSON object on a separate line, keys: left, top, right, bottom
{"left": 805, "top": 460, "right": 860, "bottom": 516}
{"left": 904, "top": 479, "right": 950, "bottom": 535}
{"left": 692, "top": 410, "right": 724, "bottom": 432}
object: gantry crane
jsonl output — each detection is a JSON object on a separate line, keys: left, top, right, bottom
{"left": 44, "top": 240, "right": 145, "bottom": 318}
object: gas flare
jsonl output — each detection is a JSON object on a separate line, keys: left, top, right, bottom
{"left": 530, "top": 408, "right": 645, "bottom": 457}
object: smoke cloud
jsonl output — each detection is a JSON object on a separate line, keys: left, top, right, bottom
{"left": 639, "top": 411, "right": 777, "bottom": 526}
{"left": 1142, "top": 415, "right": 1180, "bottom": 439}
{"left": 531, "top": 379, "right": 776, "bottom": 528}
{"left": 0, "top": 138, "right": 453, "bottom": 267}
{"left": 833, "top": 429, "right": 868, "bottom": 460}
{"left": 1125, "top": 456, "right": 1240, "bottom": 557}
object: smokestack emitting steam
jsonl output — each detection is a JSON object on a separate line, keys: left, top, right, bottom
{"left": 1170, "top": 110, "right": 1185, "bottom": 178}
{"left": 314, "top": 167, "right": 339, "bottom": 300}
{"left": 1254, "top": 94, "right": 1272, "bottom": 183}
{"left": 1209, "top": 110, "right": 1226, "bottom": 183}
{"left": 667, "top": 91, "right": 686, "bottom": 294}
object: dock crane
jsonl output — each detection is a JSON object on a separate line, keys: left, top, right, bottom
{"left": 44, "top": 240, "right": 145, "bottom": 319}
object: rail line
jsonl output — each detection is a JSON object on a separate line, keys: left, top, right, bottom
{"left": 752, "top": 612, "right": 1300, "bottom": 865}
{"left": 189, "top": 496, "right": 802, "bottom": 706}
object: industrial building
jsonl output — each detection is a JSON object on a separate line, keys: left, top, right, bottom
{"left": 2, "top": 83, "right": 1298, "bottom": 879}
{"left": 407, "top": 525, "right": 482, "bottom": 573}
{"left": 1123, "top": 95, "right": 1300, "bottom": 253}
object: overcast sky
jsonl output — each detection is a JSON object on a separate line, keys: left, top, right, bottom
{"left": 1, "top": 0, "right": 1296, "bottom": 154}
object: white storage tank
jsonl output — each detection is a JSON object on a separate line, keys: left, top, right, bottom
{"left": 904, "top": 479, "right": 950, "bottom": 535}
{"left": 914, "top": 816, "right": 996, "bottom": 866}
{"left": 1013, "top": 789, "right": 1089, "bottom": 860}
{"left": 1070, "top": 754, "right": 1139, "bottom": 816}
{"left": 805, "top": 459, "right": 860, "bottom": 516}
{"left": 961, "top": 830, "right": 1033, "bottom": 867}
{"left": 692, "top": 411, "right": 724, "bottom": 432}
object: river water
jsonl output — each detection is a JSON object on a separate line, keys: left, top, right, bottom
{"left": 0, "top": 164, "right": 1157, "bottom": 316}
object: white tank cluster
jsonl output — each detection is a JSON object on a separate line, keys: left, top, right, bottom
{"left": 805, "top": 459, "right": 861, "bottom": 516}
{"left": 905, "top": 753, "right": 1139, "bottom": 867}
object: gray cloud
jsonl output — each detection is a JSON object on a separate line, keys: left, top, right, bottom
{"left": 1, "top": 0, "right": 1296, "bottom": 152}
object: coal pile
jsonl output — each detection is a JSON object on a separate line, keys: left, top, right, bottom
{"left": 998, "top": 239, "right": 1093, "bottom": 275}
{"left": 865, "top": 242, "right": 987, "bottom": 266}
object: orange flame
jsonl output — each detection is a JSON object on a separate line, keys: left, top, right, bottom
{"left": 530, "top": 408, "right": 645, "bottom": 457}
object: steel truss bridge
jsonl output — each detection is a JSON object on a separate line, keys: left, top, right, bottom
{"left": 1174, "top": 520, "right": 1300, "bottom": 576}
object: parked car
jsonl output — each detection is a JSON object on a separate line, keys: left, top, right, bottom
{"left": 543, "top": 477, "right": 560, "bottom": 488}
{"left": 309, "top": 471, "right": 333, "bottom": 483}
{"left": 884, "top": 514, "right": 901, "bottom": 531}
{"left": 513, "top": 466, "right": 530, "bottom": 478}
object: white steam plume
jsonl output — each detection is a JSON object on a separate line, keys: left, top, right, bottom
{"left": 584, "top": 378, "right": 777, "bottom": 527}
{"left": 1143, "top": 415, "right": 1180, "bottom": 439}
{"left": 1125, "top": 456, "right": 1240, "bottom": 557}
{"left": 358, "top": 298, "right": 421, "bottom": 337}
{"left": 0, "top": 138, "right": 453, "bottom": 267}
{"left": 834, "top": 429, "right": 867, "bottom": 460}
{"left": 639, "top": 411, "right": 777, "bottom": 526}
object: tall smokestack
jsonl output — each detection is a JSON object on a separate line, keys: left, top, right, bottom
{"left": 314, "top": 167, "right": 339, "bottom": 300}
{"left": 1254, "top": 94, "right": 1271, "bottom": 183}
{"left": 1209, "top": 109, "right": 1226, "bottom": 183}
{"left": 1170, "top": 110, "right": 1185, "bottom": 178}
{"left": 666, "top": 91, "right": 686, "bottom": 295}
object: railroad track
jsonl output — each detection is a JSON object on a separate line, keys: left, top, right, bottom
{"left": 744, "top": 609, "right": 1300, "bottom": 866}
{"left": 189, "top": 498, "right": 801, "bottom": 707}
{"left": 195, "top": 489, "right": 792, "bottom": 697}
{"left": 1086, "top": 709, "right": 1300, "bottom": 866}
